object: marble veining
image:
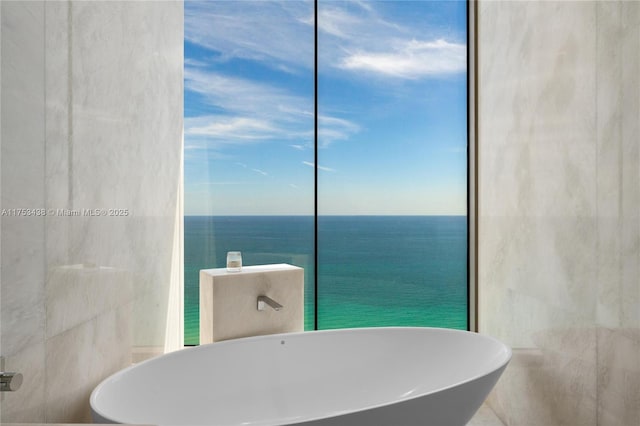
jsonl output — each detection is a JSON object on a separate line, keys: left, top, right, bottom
{"left": 1, "top": 1, "right": 183, "bottom": 422}
{"left": 1, "top": 0, "right": 47, "bottom": 359}
{"left": 479, "top": 1, "right": 640, "bottom": 425}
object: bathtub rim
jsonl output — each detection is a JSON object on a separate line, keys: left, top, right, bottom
{"left": 90, "top": 326, "right": 512, "bottom": 425}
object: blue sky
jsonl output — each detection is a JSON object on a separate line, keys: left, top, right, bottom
{"left": 184, "top": 0, "right": 467, "bottom": 216}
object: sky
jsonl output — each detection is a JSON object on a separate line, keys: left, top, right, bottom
{"left": 184, "top": 0, "right": 468, "bottom": 216}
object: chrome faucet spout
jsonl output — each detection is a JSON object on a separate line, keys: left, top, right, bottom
{"left": 257, "top": 295, "right": 283, "bottom": 311}
{"left": 0, "top": 372, "right": 23, "bottom": 392}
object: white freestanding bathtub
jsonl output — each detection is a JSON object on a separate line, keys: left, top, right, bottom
{"left": 91, "top": 327, "right": 510, "bottom": 425}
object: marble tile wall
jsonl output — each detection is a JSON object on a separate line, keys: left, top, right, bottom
{"left": 478, "top": 1, "right": 639, "bottom": 425}
{"left": 1, "top": 2, "right": 47, "bottom": 421}
{"left": 0, "top": 1, "right": 183, "bottom": 423}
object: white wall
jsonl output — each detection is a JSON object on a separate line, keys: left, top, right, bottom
{"left": 478, "top": 1, "right": 639, "bottom": 425}
{"left": 0, "top": 1, "right": 183, "bottom": 422}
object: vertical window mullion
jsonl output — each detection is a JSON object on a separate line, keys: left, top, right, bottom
{"left": 313, "top": 0, "right": 319, "bottom": 331}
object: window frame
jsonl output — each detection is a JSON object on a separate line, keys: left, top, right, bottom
{"left": 183, "top": 0, "right": 478, "bottom": 343}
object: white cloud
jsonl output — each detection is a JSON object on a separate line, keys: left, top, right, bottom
{"left": 302, "top": 161, "right": 335, "bottom": 173}
{"left": 184, "top": 67, "right": 314, "bottom": 148}
{"left": 251, "top": 168, "right": 269, "bottom": 176}
{"left": 183, "top": 146, "right": 230, "bottom": 161}
{"left": 340, "top": 39, "right": 466, "bottom": 79}
{"left": 184, "top": 58, "right": 209, "bottom": 68}
{"left": 317, "top": 7, "right": 362, "bottom": 39}
{"left": 185, "top": 67, "right": 359, "bottom": 149}
{"left": 185, "top": 116, "right": 280, "bottom": 142}
{"left": 185, "top": 1, "right": 314, "bottom": 71}
{"left": 318, "top": 115, "right": 360, "bottom": 147}
{"left": 317, "top": 2, "right": 399, "bottom": 42}
{"left": 317, "top": 3, "right": 466, "bottom": 80}
{"left": 186, "top": 1, "right": 465, "bottom": 81}
{"left": 184, "top": 1, "right": 463, "bottom": 155}
{"left": 185, "top": 67, "right": 310, "bottom": 120}
{"left": 192, "top": 181, "right": 245, "bottom": 186}
{"left": 184, "top": 143, "right": 203, "bottom": 151}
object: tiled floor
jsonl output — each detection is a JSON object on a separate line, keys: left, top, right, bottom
{"left": 468, "top": 403, "right": 505, "bottom": 426}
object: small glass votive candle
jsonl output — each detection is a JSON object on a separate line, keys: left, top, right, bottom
{"left": 226, "top": 251, "right": 242, "bottom": 272}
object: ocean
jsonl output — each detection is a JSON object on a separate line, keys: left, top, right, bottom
{"left": 184, "top": 216, "right": 468, "bottom": 345}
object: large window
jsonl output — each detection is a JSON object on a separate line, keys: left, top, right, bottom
{"left": 184, "top": 0, "right": 469, "bottom": 345}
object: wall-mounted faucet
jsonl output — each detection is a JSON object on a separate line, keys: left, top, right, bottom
{"left": 257, "top": 295, "right": 283, "bottom": 312}
{"left": 0, "top": 357, "right": 22, "bottom": 392}
{"left": 0, "top": 372, "right": 23, "bottom": 392}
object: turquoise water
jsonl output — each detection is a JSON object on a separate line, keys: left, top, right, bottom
{"left": 184, "top": 216, "right": 467, "bottom": 345}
